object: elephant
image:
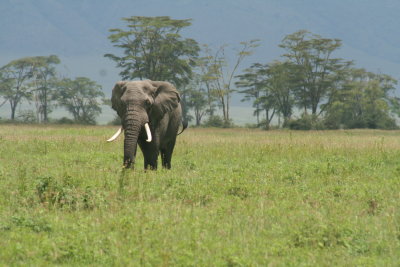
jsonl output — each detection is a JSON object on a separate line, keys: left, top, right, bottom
{"left": 106, "top": 80, "right": 187, "bottom": 169}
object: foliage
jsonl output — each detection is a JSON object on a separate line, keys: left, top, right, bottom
{"left": 279, "top": 30, "right": 351, "bottom": 115}
{"left": 1, "top": 126, "right": 400, "bottom": 265}
{"left": 286, "top": 114, "right": 326, "bottom": 130}
{"left": 0, "top": 57, "right": 35, "bottom": 120}
{"left": 1, "top": 28, "right": 400, "bottom": 130}
{"left": 55, "top": 77, "right": 104, "bottom": 125}
{"left": 234, "top": 30, "right": 398, "bottom": 130}
{"left": 236, "top": 62, "right": 285, "bottom": 129}
{"left": 105, "top": 16, "right": 200, "bottom": 88}
{"left": 30, "top": 55, "right": 61, "bottom": 123}
{"left": 200, "top": 41, "right": 259, "bottom": 123}
{"left": 323, "top": 68, "right": 397, "bottom": 129}
{"left": 265, "top": 61, "right": 296, "bottom": 124}
{"left": 183, "top": 73, "right": 208, "bottom": 126}
{"left": 0, "top": 55, "right": 102, "bottom": 124}
{"left": 202, "top": 115, "right": 234, "bottom": 128}
{"left": 53, "top": 117, "right": 76, "bottom": 125}
{"left": 193, "top": 48, "right": 219, "bottom": 117}
{"left": 17, "top": 110, "right": 37, "bottom": 123}
{"left": 236, "top": 63, "right": 269, "bottom": 125}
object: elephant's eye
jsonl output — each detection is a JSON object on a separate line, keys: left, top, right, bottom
{"left": 145, "top": 99, "right": 151, "bottom": 107}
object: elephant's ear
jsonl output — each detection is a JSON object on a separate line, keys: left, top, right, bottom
{"left": 150, "top": 81, "right": 181, "bottom": 120}
{"left": 111, "top": 81, "right": 127, "bottom": 117}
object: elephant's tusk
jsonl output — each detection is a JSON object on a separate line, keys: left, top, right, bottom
{"left": 107, "top": 127, "right": 123, "bottom": 142}
{"left": 144, "top": 123, "right": 152, "bottom": 142}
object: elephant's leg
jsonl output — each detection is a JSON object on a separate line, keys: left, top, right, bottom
{"left": 160, "top": 149, "right": 168, "bottom": 169}
{"left": 161, "top": 139, "right": 176, "bottom": 169}
{"left": 138, "top": 140, "right": 158, "bottom": 170}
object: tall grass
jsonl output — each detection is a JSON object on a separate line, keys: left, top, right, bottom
{"left": 0, "top": 125, "right": 399, "bottom": 265}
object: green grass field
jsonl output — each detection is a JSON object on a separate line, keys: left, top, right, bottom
{"left": 0, "top": 125, "right": 399, "bottom": 266}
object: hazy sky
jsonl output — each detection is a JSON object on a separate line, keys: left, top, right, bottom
{"left": 1, "top": 0, "right": 399, "bottom": 123}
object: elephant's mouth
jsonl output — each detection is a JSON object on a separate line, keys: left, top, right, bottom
{"left": 107, "top": 122, "right": 152, "bottom": 143}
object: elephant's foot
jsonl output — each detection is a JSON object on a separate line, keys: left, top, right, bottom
{"left": 123, "top": 158, "right": 134, "bottom": 169}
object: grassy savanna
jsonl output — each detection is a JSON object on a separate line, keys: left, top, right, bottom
{"left": 0, "top": 125, "right": 399, "bottom": 266}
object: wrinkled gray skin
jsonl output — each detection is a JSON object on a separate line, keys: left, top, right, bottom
{"left": 111, "top": 80, "right": 182, "bottom": 169}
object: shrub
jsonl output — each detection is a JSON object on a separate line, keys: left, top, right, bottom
{"left": 52, "top": 117, "right": 98, "bottom": 125}
{"left": 17, "top": 110, "right": 37, "bottom": 123}
{"left": 35, "top": 176, "right": 102, "bottom": 210}
{"left": 244, "top": 123, "right": 259, "bottom": 129}
{"left": 203, "top": 115, "right": 234, "bottom": 128}
{"left": 286, "top": 114, "right": 326, "bottom": 130}
{"left": 53, "top": 117, "right": 75, "bottom": 124}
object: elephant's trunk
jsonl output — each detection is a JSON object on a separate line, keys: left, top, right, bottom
{"left": 123, "top": 106, "right": 147, "bottom": 168}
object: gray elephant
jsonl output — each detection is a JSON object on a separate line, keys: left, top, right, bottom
{"left": 107, "top": 80, "right": 186, "bottom": 169}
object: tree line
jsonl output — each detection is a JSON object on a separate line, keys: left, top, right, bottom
{"left": 0, "top": 56, "right": 104, "bottom": 124}
{"left": 234, "top": 31, "right": 399, "bottom": 130}
{"left": 105, "top": 16, "right": 400, "bottom": 129}
{"left": 1, "top": 16, "right": 399, "bottom": 129}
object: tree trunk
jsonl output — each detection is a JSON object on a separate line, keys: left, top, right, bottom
{"left": 43, "top": 104, "right": 48, "bottom": 122}
{"left": 10, "top": 101, "right": 17, "bottom": 120}
{"left": 226, "top": 94, "right": 230, "bottom": 122}
{"left": 221, "top": 96, "right": 226, "bottom": 121}
{"left": 265, "top": 109, "right": 270, "bottom": 130}
{"left": 312, "top": 105, "right": 317, "bottom": 115}
{"left": 43, "top": 90, "right": 48, "bottom": 122}
{"left": 256, "top": 103, "right": 260, "bottom": 125}
{"left": 278, "top": 113, "right": 281, "bottom": 128}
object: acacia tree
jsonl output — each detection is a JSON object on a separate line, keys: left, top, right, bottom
{"left": 0, "top": 71, "right": 12, "bottom": 109}
{"left": 0, "top": 57, "right": 35, "bottom": 120}
{"left": 56, "top": 77, "right": 104, "bottom": 124}
{"left": 236, "top": 61, "right": 297, "bottom": 128}
{"left": 185, "top": 73, "right": 208, "bottom": 126}
{"left": 235, "top": 63, "right": 268, "bottom": 125}
{"left": 265, "top": 61, "right": 296, "bottom": 125}
{"left": 105, "top": 16, "right": 199, "bottom": 87}
{"left": 195, "top": 49, "right": 219, "bottom": 117}
{"left": 280, "top": 30, "right": 349, "bottom": 115}
{"left": 30, "top": 55, "right": 60, "bottom": 122}
{"left": 324, "top": 68, "right": 397, "bottom": 129}
{"left": 205, "top": 40, "right": 259, "bottom": 123}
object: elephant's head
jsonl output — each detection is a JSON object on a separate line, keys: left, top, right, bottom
{"left": 107, "top": 80, "right": 180, "bottom": 168}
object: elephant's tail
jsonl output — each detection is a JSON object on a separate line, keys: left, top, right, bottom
{"left": 177, "top": 120, "right": 188, "bottom": 135}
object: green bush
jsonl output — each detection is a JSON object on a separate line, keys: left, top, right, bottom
{"left": 244, "top": 123, "right": 259, "bottom": 129}
{"left": 202, "top": 115, "right": 234, "bottom": 128}
{"left": 52, "top": 117, "right": 99, "bottom": 125}
{"left": 286, "top": 114, "right": 326, "bottom": 130}
{"left": 53, "top": 117, "right": 75, "bottom": 124}
{"left": 35, "top": 176, "right": 103, "bottom": 210}
{"left": 17, "top": 110, "right": 37, "bottom": 123}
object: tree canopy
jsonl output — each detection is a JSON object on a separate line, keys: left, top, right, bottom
{"left": 280, "top": 30, "right": 351, "bottom": 115}
{"left": 30, "top": 55, "right": 60, "bottom": 122}
{"left": 0, "top": 57, "right": 36, "bottom": 120}
{"left": 56, "top": 77, "right": 104, "bottom": 125}
{"left": 233, "top": 30, "right": 398, "bottom": 130}
{"left": 0, "top": 56, "right": 104, "bottom": 124}
{"left": 105, "top": 16, "right": 200, "bottom": 87}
